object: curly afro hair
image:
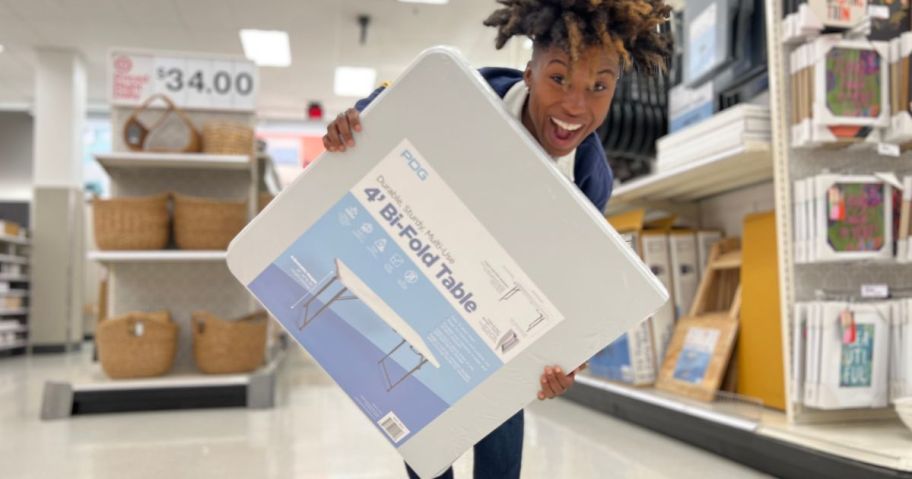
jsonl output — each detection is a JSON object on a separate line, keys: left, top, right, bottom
{"left": 483, "top": 0, "right": 672, "bottom": 74}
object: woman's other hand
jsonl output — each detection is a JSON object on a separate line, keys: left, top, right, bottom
{"left": 323, "top": 108, "right": 362, "bottom": 152}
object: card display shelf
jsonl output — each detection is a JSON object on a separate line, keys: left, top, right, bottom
{"left": 0, "top": 275, "right": 28, "bottom": 282}
{"left": 94, "top": 152, "right": 251, "bottom": 174}
{"left": 761, "top": 420, "right": 912, "bottom": 472}
{"left": 0, "top": 254, "right": 28, "bottom": 265}
{"left": 0, "top": 235, "right": 29, "bottom": 246}
{"left": 0, "top": 290, "right": 28, "bottom": 298}
{"left": 568, "top": 374, "right": 912, "bottom": 476}
{"left": 88, "top": 251, "right": 228, "bottom": 263}
{"left": 607, "top": 141, "right": 772, "bottom": 211}
{"left": 0, "top": 323, "right": 27, "bottom": 333}
{"left": 0, "top": 308, "right": 28, "bottom": 316}
{"left": 0, "top": 340, "right": 27, "bottom": 352}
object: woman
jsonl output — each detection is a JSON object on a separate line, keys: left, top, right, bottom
{"left": 323, "top": 1, "right": 671, "bottom": 477}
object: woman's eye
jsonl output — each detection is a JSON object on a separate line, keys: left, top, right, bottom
{"left": 551, "top": 75, "right": 565, "bottom": 85}
{"left": 593, "top": 83, "right": 607, "bottom": 92}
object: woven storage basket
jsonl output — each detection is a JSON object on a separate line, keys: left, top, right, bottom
{"left": 173, "top": 193, "right": 247, "bottom": 250}
{"left": 93, "top": 194, "right": 170, "bottom": 250}
{"left": 96, "top": 311, "right": 178, "bottom": 379}
{"left": 202, "top": 122, "right": 255, "bottom": 156}
{"left": 193, "top": 310, "right": 268, "bottom": 374}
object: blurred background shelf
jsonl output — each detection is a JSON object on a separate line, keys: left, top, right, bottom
{"left": 0, "top": 254, "right": 28, "bottom": 264}
{"left": 607, "top": 142, "right": 772, "bottom": 212}
{"left": 0, "top": 235, "right": 30, "bottom": 246}
{"left": 94, "top": 152, "right": 251, "bottom": 174}
{"left": 88, "top": 251, "right": 228, "bottom": 263}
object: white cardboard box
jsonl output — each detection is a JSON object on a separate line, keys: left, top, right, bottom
{"left": 226, "top": 48, "right": 668, "bottom": 478}
{"left": 669, "top": 231, "right": 700, "bottom": 318}
{"left": 640, "top": 233, "right": 676, "bottom": 366}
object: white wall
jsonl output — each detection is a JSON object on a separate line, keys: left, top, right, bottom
{"left": 0, "top": 111, "right": 34, "bottom": 201}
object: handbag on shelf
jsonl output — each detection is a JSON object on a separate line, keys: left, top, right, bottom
{"left": 123, "top": 94, "right": 202, "bottom": 153}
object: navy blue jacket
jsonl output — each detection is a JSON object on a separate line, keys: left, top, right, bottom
{"left": 355, "top": 67, "right": 614, "bottom": 211}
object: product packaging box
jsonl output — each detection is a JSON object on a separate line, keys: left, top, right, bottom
{"left": 589, "top": 233, "right": 656, "bottom": 385}
{"left": 669, "top": 231, "right": 699, "bottom": 318}
{"left": 227, "top": 48, "right": 668, "bottom": 478}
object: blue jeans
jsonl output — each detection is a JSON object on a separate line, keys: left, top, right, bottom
{"left": 405, "top": 410, "right": 524, "bottom": 479}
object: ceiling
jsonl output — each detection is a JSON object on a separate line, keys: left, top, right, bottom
{"left": 0, "top": 0, "right": 532, "bottom": 119}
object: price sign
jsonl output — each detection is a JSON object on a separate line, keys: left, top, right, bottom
{"left": 109, "top": 49, "right": 258, "bottom": 112}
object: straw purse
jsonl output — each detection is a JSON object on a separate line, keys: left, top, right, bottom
{"left": 123, "top": 94, "right": 202, "bottom": 153}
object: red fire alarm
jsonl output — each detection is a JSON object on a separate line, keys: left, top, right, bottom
{"left": 307, "top": 102, "right": 324, "bottom": 120}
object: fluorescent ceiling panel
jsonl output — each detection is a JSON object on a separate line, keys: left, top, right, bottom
{"left": 334, "top": 67, "right": 377, "bottom": 97}
{"left": 240, "top": 29, "right": 291, "bottom": 67}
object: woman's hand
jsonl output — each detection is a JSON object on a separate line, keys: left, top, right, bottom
{"left": 322, "top": 108, "right": 362, "bottom": 153}
{"left": 537, "top": 363, "right": 586, "bottom": 400}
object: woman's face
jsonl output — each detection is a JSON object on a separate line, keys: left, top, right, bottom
{"left": 523, "top": 44, "right": 621, "bottom": 157}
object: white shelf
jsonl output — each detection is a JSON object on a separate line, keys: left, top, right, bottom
{"left": 88, "top": 250, "right": 227, "bottom": 263}
{"left": 0, "top": 275, "right": 29, "bottom": 282}
{"left": 0, "top": 308, "right": 28, "bottom": 316}
{"left": 0, "top": 340, "right": 26, "bottom": 351}
{"left": 0, "top": 323, "right": 27, "bottom": 333}
{"left": 0, "top": 235, "right": 29, "bottom": 246}
{"left": 0, "top": 254, "right": 28, "bottom": 265}
{"left": 0, "top": 290, "right": 28, "bottom": 298}
{"left": 94, "top": 152, "right": 251, "bottom": 173}
{"left": 760, "top": 420, "right": 912, "bottom": 472}
{"left": 575, "top": 374, "right": 760, "bottom": 432}
{"left": 608, "top": 141, "right": 772, "bottom": 209}
{"left": 75, "top": 369, "right": 254, "bottom": 392}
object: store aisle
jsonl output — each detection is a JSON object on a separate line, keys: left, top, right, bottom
{"left": 0, "top": 347, "right": 768, "bottom": 479}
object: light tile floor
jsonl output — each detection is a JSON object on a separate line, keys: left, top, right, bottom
{"left": 0, "top": 347, "right": 770, "bottom": 479}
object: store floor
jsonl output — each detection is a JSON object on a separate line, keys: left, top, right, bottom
{"left": 0, "top": 346, "right": 769, "bottom": 479}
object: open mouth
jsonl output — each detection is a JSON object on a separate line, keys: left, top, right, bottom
{"left": 548, "top": 117, "right": 584, "bottom": 152}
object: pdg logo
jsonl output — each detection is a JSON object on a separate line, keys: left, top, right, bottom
{"left": 401, "top": 150, "right": 428, "bottom": 181}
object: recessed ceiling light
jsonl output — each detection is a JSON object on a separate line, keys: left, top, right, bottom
{"left": 239, "top": 29, "right": 291, "bottom": 67}
{"left": 398, "top": 0, "right": 449, "bottom": 4}
{"left": 334, "top": 67, "right": 378, "bottom": 97}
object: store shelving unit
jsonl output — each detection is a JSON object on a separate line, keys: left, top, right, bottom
{"left": 40, "top": 82, "right": 287, "bottom": 416}
{"left": 0, "top": 231, "right": 30, "bottom": 357}
{"left": 565, "top": 0, "right": 912, "bottom": 475}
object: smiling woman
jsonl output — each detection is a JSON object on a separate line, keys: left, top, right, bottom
{"left": 320, "top": 1, "right": 673, "bottom": 477}
{"left": 484, "top": 0, "right": 673, "bottom": 158}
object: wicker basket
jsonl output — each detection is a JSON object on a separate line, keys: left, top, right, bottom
{"left": 193, "top": 310, "right": 268, "bottom": 374}
{"left": 202, "top": 122, "right": 255, "bottom": 156}
{"left": 96, "top": 311, "right": 178, "bottom": 379}
{"left": 93, "top": 194, "right": 170, "bottom": 250}
{"left": 173, "top": 193, "right": 247, "bottom": 250}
